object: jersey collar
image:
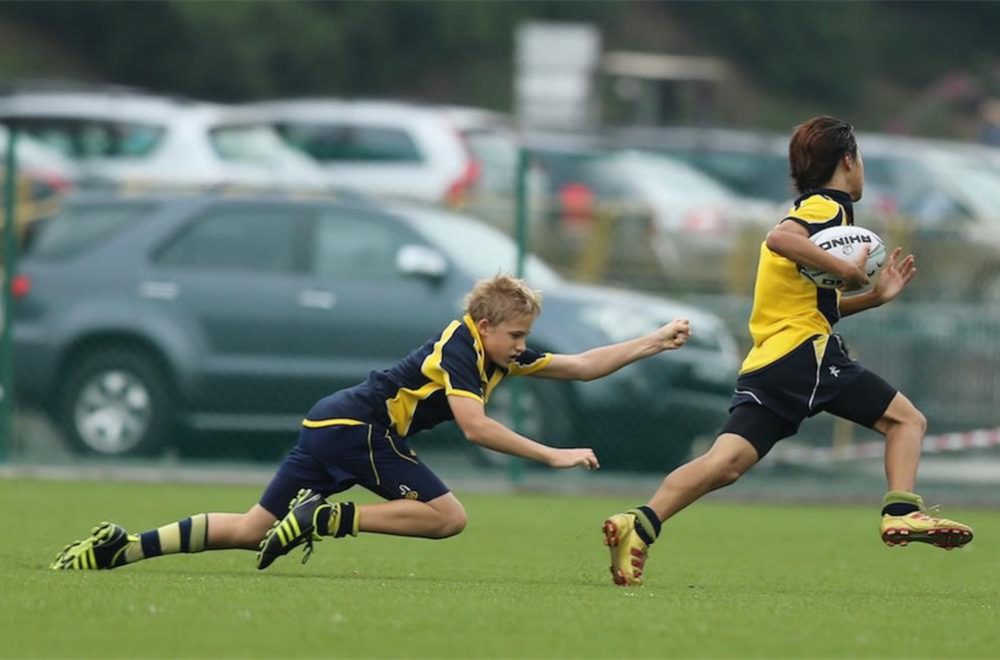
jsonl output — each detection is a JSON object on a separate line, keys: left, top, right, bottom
{"left": 462, "top": 314, "right": 506, "bottom": 382}
{"left": 463, "top": 314, "right": 489, "bottom": 382}
{"left": 796, "top": 188, "right": 855, "bottom": 224}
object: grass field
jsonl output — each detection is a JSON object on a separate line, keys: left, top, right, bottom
{"left": 1, "top": 477, "right": 997, "bottom": 658}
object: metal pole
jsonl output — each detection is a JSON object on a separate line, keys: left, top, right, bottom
{"left": 0, "top": 124, "right": 19, "bottom": 461}
{"left": 507, "top": 147, "right": 531, "bottom": 485}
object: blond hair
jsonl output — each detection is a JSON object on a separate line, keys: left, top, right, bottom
{"left": 463, "top": 274, "right": 542, "bottom": 325}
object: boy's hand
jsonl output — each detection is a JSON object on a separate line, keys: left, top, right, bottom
{"left": 657, "top": 318, "right": 691, "bottom": 350}
{"left": 546, "top": 447, "right": 600, "bottom": 470}
{"left": 838, "top": 245, "right": 870, "bottom": 291}
{"left": 872, "top": 247, "right": 916, "bottom": 303}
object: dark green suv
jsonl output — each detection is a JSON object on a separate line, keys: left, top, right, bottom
{"left": 12, "top": 194, "right": 739, "bottom": 470}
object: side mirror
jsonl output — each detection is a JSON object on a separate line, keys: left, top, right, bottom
{"left": 396, "top": 244, "right": 448, "bottom": 280}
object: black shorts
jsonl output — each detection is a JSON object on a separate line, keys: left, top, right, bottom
{"left": 721, "top": 334, "right": 897, "bottom": 459}
{"left": 259, "top": 422, "right": 450, "bottom": 518}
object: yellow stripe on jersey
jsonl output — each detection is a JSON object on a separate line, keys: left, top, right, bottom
{"left": 301, "top": 418, "right": 366, "bottom": 428}
{"left": 387, "top": 320, "right": 480, "bottom": 436}
{"left": 741, "top": 193, "right": 848, "bottom": 374}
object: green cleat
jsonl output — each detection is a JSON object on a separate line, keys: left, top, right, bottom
{"left": 257, "top": 489, "right": 331, "bottom": 570}
{"left": 51, "top": 522, "right": 134, "bottom": 570}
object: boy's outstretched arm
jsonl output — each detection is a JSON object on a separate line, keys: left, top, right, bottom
{"left": 536, "top": 318, "right": 691, "bottom": 382}
{"left": 448, "top": 395, "right": 599, "bottom": 469}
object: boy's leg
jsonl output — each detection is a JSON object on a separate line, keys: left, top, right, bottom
{"left": 51, "top": 506, "right": 276, "bottom": 570}
{"left": 603, "top": 432, "right": 760, "bottom": 586}
{"left": 257, "top": 426, "right": 459, "bottom": 569}
{"left": 823, "top": 373, "right": 973, "bottom": 549}
{"left": 604, "top": 403, "right": 795, "bottom": 586}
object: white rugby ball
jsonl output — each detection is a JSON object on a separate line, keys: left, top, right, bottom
{"left": 799, "top": 225, "right": 886, "bottom": 291}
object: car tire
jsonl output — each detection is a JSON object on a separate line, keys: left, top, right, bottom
{"left": 58, "top": 348, "right": 173, "bottom": 457}
{"left": 468, "top": 378, "right": 572, "bottom": 468}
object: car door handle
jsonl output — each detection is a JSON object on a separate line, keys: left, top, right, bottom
{"left": 297, "top": 290, "right": 337, "bottom": 310}
{"left": 138, "top": 281, "right": 179, "bottom": 300}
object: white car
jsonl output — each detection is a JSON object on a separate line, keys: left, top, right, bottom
{"left": 0, "top": 124, "right": 79, "bottom": 193}
{"left": 0, "top": 88, "right": 330, "bottom": 193}
{"left": 578, "top": 149, "right": 776, "bottom": 292}
{"left": 250, "top": 98, "right": 535, "bottom": 226}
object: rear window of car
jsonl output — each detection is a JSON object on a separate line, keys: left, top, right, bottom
{"left": 26, "top": 203, "right": 152, "bottom": 259}
{"left": 15, "top": 118, "right": 164, "bottom": 159}
{"left": 275, "top": 122, "right": 423, "bottom": 163}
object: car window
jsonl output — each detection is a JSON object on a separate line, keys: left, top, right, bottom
{"left": 404, "top": 209, "right": 562, "bottom": 288}
{"left": 209, "top": 124, "right": 301, "bottom": 166}
{"left": 311, "top": 211, "right": 406, "bottom": 279}
{"left": 667, "top": 149, "right": 792, "bottom": 201}
{"left": 275, "top": 122, "right": 423, "bottom": 163}
{"left": 14, "top": 118, "right": 164, "bottom": 159}
{"left": 27, "top": 203, "right": 153, "bottom": 259}
{"left": 616, "top": 153, "right": 735, "bottom": 201}
{"left": 156, "top": 207, "right": 299, "bottom": 273}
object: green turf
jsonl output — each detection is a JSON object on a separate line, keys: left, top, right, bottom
{"left": 1, "top": 478, "right": 996, "bottom": 658}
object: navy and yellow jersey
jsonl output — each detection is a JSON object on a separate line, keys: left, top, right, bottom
{"left": 304, "top": 314, "right": 553, "bottom": 438}
{"left": 741, "top": 188, "right": 855, "bottom": 374}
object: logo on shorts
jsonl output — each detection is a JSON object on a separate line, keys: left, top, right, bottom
{"left": 399, "top": 484, "right": 420, "bottom": 500}
{"left": 829, "top": 366, "right": 841, "bottom": 378}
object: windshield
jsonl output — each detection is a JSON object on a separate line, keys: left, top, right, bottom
{"left": 12, "top": 118, "right": 164, "bottom": 160}
{"left": 209, "top": 124, "right": 306, "bottom": 166}
{"left": 615, "top": 152, "right": 735, "bottom": 201}
{"left": 401, "top": 209, "right": 562, "bottom": 287}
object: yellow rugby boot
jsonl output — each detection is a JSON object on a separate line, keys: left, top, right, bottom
{"left": 51, "top": 522, "right": 135, "bottom": 570}
{"left": 602, "top": 511, "right": 649, "bottom": 586}
{"left": 880, "top": 491, "right": 973, "bottom": 550}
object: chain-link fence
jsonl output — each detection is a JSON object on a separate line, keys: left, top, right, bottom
{"left": 3, "top": 141, "right": 1000, "bottom": 483}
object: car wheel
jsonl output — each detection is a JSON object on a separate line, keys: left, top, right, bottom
{"left": 59, "top": 348, "right": 172, "bottom": 457}
{"left": 469, "top": 379, "right": 572, "bottom": 468}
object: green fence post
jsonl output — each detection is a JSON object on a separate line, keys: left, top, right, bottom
{"left": 1, "top": 124, "right": 18, "bottom": 461}
{"left": 507, "top": 146, "right": 531, "bottom": 485}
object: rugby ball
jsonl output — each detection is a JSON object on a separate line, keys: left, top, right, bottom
{"left": 799, "top": 226, "right": 886, "bottom": 291}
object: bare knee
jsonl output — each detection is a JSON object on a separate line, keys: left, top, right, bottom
{"left": 704, "top": 451, "right": 751, "bottom": 487}
{"left": 240, "top": 506, "right": 278, "bottom": 545}
{"left": 428, "top": 503, "right": 468, "bottom": 539}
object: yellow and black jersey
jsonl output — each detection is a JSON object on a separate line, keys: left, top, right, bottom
{"left": 741, "top": 188, "right": 854, "bottom": 374}
{"left": 304, "top": 314, "right": 552, "bottom": 438}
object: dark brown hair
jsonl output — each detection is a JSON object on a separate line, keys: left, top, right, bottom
{"left": 788, "top": 116, "right": 857, "bottom": 194}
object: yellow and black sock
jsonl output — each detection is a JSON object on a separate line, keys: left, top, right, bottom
{"left": 315, "top": 502, "right": 359, "bottom": 538}
{"left": 881, "top": 490, "right": 923, "bottom": 517}
{"left": 124, "top": 514, "right": 209, "bottom": 563}
{"left": 629, "top": 506, "right": 661, "bottom": 545}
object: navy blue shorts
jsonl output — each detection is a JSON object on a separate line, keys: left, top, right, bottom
{"left": 258, "top": 422, "right": 450, "bottom": 518}
{"left": 722, "top": 334, "right": 897, "bottom": 458}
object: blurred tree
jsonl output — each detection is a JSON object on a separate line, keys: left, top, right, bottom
{"left": 0, "top": 0, "right": 997, "bottom": 133}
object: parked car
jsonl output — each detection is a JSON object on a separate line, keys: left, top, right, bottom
{"left": 615, "top": 126, "right": 1000, "bottom": 301}
{"left": 854, "top": 134, "right": 1000, "bottom": 301}
{"left": 527, "top": 132, "right": 774, "bottom": 293}
{"left": 0, "top": 85, "right": 330, "bottom": 194}
{"left": 11, "top": 193, "right": 739, "bottom": 470}
{"left": 251, "top": 98, "right": 541, "bottom": 228}
{"left": 611, "top": 126, "right": 794, "bottom": 203}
